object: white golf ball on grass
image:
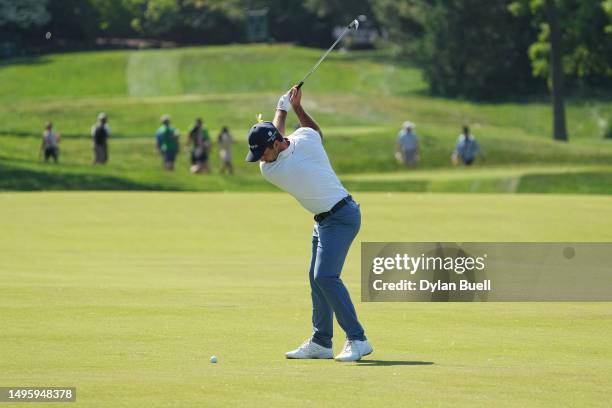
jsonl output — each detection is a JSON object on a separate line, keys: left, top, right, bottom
{"left": 210, "top": 355, "right": 218, "bottom": 364}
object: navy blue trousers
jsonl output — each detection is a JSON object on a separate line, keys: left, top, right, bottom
{"left": 309, "top": 199, "right": 366, "bottom": 348}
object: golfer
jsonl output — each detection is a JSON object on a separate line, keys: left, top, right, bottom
{"left": 245, "top": 86, "right": 372, "bottom": 362}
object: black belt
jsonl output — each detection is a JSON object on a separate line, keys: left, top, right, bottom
{"left": 314, "top": 195, "right": 352, "bottom": 223}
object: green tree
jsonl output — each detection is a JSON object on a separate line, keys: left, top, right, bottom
{"left": 91, "top": 0, "right": 138, "bottom": 37}
{"left": 370, "top": 0, "right": 431, "bottom": 56}
{"left": 114, "top": 0, "right": 246, "bottom": 43}
{"left": 0, "top": 0, "right": 51, "bottom": 57}
{"left": 545, "top": 0, "right": 568, "bottom": 141}
{"left": 371, "top": 0, "right": 538, "bottom": 99}
{"left": 127, "top": 0, "right": 179, "bottom": 37}
{"left": 510, "top": 0, "right": 612, "bottom": 84}
{"left": 303, "top": 0, "right": 375, "bottom": 25}
{"left": 0, "top": 0, "right": 50, "bottom": 28}
{"left": 419, "top": 0, "right": 537, "bottom": 99}
{"left": 511, "top": 0, "right": 612, "bottom": 141}
{"left": 604, "top": 0, "right": 612, "bottom": 33}
{"left": 174, "top": 0, "right": 245, "bottom": 43}
{"left": 45, "top": 0, "right": 99, "bottom": 41}
{"left": 248, "top": 0, "right": 332, "bottom": 46}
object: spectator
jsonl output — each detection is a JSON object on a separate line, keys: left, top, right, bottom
{"left": 187, "top": 118, "right": 211, "bottom": 174}
{"left": 91, "top": 112, "right": 110, "bottom": 164}
{"left": 395, "top": 121, "right": 420, "bottom": 167}
{"left": 217, "top": 126, "right": 234, "bottom": 175}
{"left": 156, "top": 115, "right": 179, "bottom": 171}
{"left": 40, "top": 121, "right": 60, "bottom": 163}
{"left": 452, "top": 125, "right": 481, "bottom": 166}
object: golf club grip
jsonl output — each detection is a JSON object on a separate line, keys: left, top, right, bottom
{"left": 297, "top": 81, "right": 304, "bottom": 89}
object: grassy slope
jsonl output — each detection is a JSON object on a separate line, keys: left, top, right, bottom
{"left": 1, "top": 45, "right": 611, "bottom": 192}
{"left": 0, "top": 192, "right": 610, "bottom": 407}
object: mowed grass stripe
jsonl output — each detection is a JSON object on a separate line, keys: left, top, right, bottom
{"left": 127, "top": 50, "right": 183, "bottom": 97}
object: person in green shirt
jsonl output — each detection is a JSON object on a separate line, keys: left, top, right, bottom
{"left": 156, "top": 115, "right": 179, "bottom": 171}
{"left": 187, "top": 118, "right": 211, "bottom": 174}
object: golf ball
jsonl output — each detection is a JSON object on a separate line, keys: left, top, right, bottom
{"left": 210, "top": 355, "right": 218, "bottom": 364}
{"left": 45, "top": 32, "right": 52, "bottom": 40}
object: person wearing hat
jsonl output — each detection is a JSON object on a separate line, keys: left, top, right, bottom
{"left": 91, "top": 112, "right": 111, "bottom": 164}
{"left": 245, "top": 86, "right": 372, "bottom": 362}
{"left": 395, "top": 121, "right": 419, "bottom": 167}
{"left": 156, "top": 115, "right": 179, "bottom": 170}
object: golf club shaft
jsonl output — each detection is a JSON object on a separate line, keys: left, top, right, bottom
{"left": 297, "top": 26, "right": 352, "bottom": 89}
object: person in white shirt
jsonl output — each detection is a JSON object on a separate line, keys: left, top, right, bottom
{"left": 245, "top": 86, "right": 372, "bottom": 362}
{"left": 40, "top": 121, "right": 60, "bottom": 163}
{"left": 395, "top": 121, "right": 419, "bottom": 167}
{"left": 217, "top": 126, "right": 234, "bottom": 175}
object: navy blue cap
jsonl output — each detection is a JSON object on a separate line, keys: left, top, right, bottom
{"left": 245, "top": 121, "right": 280, "bottom": 162}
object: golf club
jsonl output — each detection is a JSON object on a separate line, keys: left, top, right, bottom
{"left": 296, "top": 17, "right": 363, "bottom": 89}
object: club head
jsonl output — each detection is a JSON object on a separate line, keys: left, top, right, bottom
{"left": 349, "top": 19, "right": 359, "bottom": 31}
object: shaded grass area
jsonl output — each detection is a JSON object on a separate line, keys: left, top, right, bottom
{"left": 518, "top": 171, "right": 612, "bottom": 194}
{"left": 2, "top": 154, "right": 612, "bottom": 194}
{"left": 0, "top": 163, "right": 165, "bottom": 191}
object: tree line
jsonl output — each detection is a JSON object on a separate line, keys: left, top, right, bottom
{"left": 1, "top": 0, "right": 611, "bottom": 104}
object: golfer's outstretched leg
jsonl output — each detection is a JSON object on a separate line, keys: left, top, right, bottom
{"left": 309, "top": 232, "right": 334, "bottom": 349}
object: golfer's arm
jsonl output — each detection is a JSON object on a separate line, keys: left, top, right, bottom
{"left": 294, "top": 105, "right": 322, "bottom": 138}
{"left": 273, "top": 109, "right": 287, "bottom": 136}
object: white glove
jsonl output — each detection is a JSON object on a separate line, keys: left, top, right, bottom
{"left": 277, "top": 93, "right": 292, "bottom": 112}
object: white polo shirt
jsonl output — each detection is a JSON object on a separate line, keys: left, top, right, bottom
{"left": 260, "top": 127, "right": 348, "bottom": 214}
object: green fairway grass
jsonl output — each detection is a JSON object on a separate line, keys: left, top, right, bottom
{"left": 0, "top": 192, "right": 611, "bottom": 407}
{"left": 1, "top": 44, "right": 611, "bottom": 193}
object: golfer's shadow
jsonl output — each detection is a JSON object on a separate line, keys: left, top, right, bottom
{"left": 356, "top": 360, "right": 434, "bottom": 366}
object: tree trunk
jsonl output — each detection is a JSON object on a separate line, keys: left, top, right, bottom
{"left": 545, "top": 0, "right": 568, "bottom": 141}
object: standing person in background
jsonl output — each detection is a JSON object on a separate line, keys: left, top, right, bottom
{"left": 395, "top": 121, "right": 420, "bottom": 168}
{"left": 187, "top": 118, "right": 211, "bottom": 174}
{"left": 218, "top": 126, "right": 234, "bottom": 175}
{"left": 91, "top": 112, "right": 110, "bottom": 165}
{"left": 40, "top": 121, "right": 60, "bottom": 163}
{"left": 452, "top": 125, "right": 481, "bottom": 166}
{"left": 156, "top": 115, "right": 179, "bottom": 171}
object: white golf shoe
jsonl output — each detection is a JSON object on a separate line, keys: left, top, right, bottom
{"left": 285, "top": 338, "right": 333, "bottom": 359}
{"left": 334, "top": 339, "right": 373, "bottom": 362}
